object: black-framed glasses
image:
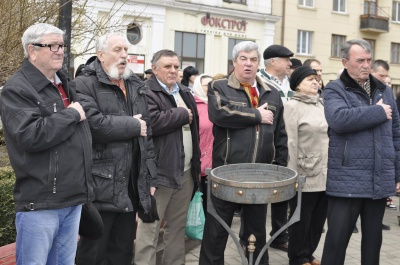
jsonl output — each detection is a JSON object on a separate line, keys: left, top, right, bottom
{"left": 31, "top": 43, "right": 68, "bottom": 52}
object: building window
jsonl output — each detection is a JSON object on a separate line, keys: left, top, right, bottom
{"left": 393, "top": 1, "right": 400, "bottom": 22}
{"left": 298, "top": 0, "right": 314, "bottom": 7}
{"left": 331, "top": 34, "right": 346, "bottom": 58}
{"left": 297, "top": 30, "right": 313, "bottom": 55}
{"left": 127, "top": 23, "right": 142, "bottom": 45}
{"left": 333, "top": 0, "right": 346, "bottom": 13}
{"left": 223, "top": 0, "right": 247, "bottom": 4}
{"left": 174, "top": 32, "right": 205, "bottom": 73}
{"left": 364, "top": 39, "right": 375, "bottom": 59}
{"left": 391, "top": 42, "right": 400, "bottom": 64}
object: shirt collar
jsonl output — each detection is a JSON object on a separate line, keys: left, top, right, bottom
{"left": 157, "top": 78, "right": 180, "bottom": 95}
{"left": 49, "top": 73, "right": 62, "bottom": 85}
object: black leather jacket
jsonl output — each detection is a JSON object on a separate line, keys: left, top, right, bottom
{"left": 208, "top": 73, "right": 288, "bottom": 168}
{"left": 74, "top": 59, "right": 157, "bottom": 213}
{"left": 0, "top": 59, "right": 94, "bottom": 212}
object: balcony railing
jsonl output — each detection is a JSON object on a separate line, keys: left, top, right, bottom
{"left": 360, "top": 1, "right": 389, "bottom": 33}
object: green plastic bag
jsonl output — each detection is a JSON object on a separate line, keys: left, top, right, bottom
{"left": 185, "top": 191, "right": 205, "bottom": 240}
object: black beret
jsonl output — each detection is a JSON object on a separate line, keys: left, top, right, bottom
{"left": 263, "top": 45, "right": 294, "bottom": 60}
{"left": 290, "top": 58, "right": 302, "bottom": 69}
{"left": 145, "top": 69, "right": 153, "bottom": 74}
{"left": 289, "top": 65, "right": 317, "bottom": 91}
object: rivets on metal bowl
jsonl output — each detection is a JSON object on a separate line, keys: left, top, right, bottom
{"left": 213, "top": 184, "right": 218, "bottom": 189}
{"left": 295, "top": 183, "right": 299, "bottom": 190}
{"left": 273, "top": 190, "right": 278, "bottom": 195}
{"left": 238, "top": 190, "right": 243, "bottom": 195}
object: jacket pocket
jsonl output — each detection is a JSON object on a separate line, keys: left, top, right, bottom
{"left": 298, "top": 150, "right": 322, "bottom": 177}
{"left": 92, "top": 159, "right": 115, "bottom": 202}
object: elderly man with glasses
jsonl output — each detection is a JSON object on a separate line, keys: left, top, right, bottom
{"left": 0, "top": 23, "right": 93, "bottom": 265}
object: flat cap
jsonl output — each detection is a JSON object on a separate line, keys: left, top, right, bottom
{"left": 290, "top": 58, "right": 302, "bottom": 69}
{"left": 263, "top": 45, "right": 294, "bottom": 60}
{"left": 145, "top": 69, "right": 153, "bottom": 74}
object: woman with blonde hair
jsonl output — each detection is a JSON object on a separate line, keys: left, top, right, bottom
{"left": 284, "top": 66, "right": 329, "bottom": 265}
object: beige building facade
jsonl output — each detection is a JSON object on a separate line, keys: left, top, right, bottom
{"left": 273, "top": 0, "right": 400, "bottom": 94}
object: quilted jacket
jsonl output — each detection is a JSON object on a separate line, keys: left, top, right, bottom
{"left": 323, "top": 69, "right": 400, "bottom": 199}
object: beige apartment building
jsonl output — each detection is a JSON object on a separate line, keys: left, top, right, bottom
{"left": 274, "top": 0, "right": 400, "bottom": 94}
{"left": 76, "top": 0, "right": 400, "bottom": 94}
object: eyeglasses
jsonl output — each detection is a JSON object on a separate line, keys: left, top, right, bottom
{"left": 31, "top": 43, "right": 68, "bottom": 52}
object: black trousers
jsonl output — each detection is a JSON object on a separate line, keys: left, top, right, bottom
{"left": 288, "top": 192, "right": 327, "bottom": 265}
{"left": 199, "top": 193, "right": 269, "bottom": 265}
{"left": 321, "top": 196, "right": 386, "bottom": 265}
{"left": 76, "top": 211, "right": 136, "bottom": 265}
{"left": 270, "top": 200, "right": 289, "bottom": 245}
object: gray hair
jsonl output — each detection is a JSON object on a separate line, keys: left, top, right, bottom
{"left": 151, "top": 49, "right": 180, "bottom": 66}
{"left": 341, "top": 39, "right": 371, "bottom": 60}
{"left": 96, "top": 32, "right": 130, "bottom": 53}
{"left": 21, "top": 23, "right": 64, "bottom": 58}
{"left": 232, "top": 41, "right": 261, "bottom": 62}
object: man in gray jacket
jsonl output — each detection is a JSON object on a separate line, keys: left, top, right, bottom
{"left": 74, "top": 32, "right": 157, "bottom": 265}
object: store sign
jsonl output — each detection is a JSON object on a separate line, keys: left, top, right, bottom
{"left": 201, "top": 16, "right": 247, "bottom": 32}
{"left": 127, "top": 54, "right": 145, "bottom": 74}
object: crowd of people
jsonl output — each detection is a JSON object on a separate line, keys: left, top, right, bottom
{"left": 1, "top": 22, "right": 400, "bottom": 265}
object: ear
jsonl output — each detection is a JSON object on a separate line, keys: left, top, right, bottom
{"left": 97, "top": 50, "right": 104, "bottom": 62}
{"left": 341, "top": 58, "right": 347, "bottom": 68}
{"left": 28, "top": 45, "right": 37, "bottom": 61}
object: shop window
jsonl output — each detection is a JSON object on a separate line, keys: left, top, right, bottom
{"left": 331, "top": 34, "right": 346, "bottom": 58}
{"left": 174, "top": 32, "right": 205, "bottom": 73}
{"left": 390, "top": 42, "right": 400, "bottom": 64}
{"left": 298, "top": 0, "right": 314, "bottom": 7}
{"left": 297, "top": 30, "right": 313, "bottom": 55}
{"left": 333, "top": 0, "right": 346, "bottom": 13}
{"left": 393, "top": 1, "right": 400, "bottom": 22}
{"left": 127, "top": 23, "right": 142, "bottom": 45}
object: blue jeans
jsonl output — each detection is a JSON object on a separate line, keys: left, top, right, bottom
{"left": 16, "top": 205, "right": 82, "bottom": 265}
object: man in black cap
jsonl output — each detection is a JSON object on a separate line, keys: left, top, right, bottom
{"left": 257, "top": 44, "right": 294, "bottom": 252}
{"left": 144, "top": 68, "right": 153, "bottom": 80}
{"left": 288, "top": 58, "right": 302, "bottom": 78}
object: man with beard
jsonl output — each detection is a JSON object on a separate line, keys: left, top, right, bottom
{"left": 74, "top": 32, "right": 158, "bottom": 265}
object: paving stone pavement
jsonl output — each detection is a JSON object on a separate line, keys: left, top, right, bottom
{"left": 185, "top": 196, "right": 400, "bottom": 265}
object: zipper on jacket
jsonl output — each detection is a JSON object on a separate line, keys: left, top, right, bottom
{"left": 224, "top": 130, "right": 230, "bottom": 165}
{"left": 252, "top": 125, "right": 259, "bottom": 163}
{"left": 53, "top": 103, "right": 57, "bottom": 113}
{"left": 53, "top": 150, "right": 59, "bottom": 193}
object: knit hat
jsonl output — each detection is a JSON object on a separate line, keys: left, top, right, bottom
{"left": 290, "top": 58, "right": 302, "bottom": 69}
{"left": 263, "top": 45, "right": 294, "bottom": 60}
{"left": 289, "top": 66, "right": 317, "bottom": 91}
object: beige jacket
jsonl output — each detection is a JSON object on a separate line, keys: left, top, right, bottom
{"left": 283, "top": 92, "right": 328, "bottom": 192}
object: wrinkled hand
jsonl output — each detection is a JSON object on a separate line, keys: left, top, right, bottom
{"left": 396, "top": 182, "right": 400, "bottom": 193}
{"left": 257, "top": 103, "right": 274, "bottom": 124}
{"left": 133, "top": 114, "right": 147, "bottom": 137}
{"left": 179, "top": 103, "right": 193, "bottom": 125}
{"left": 376, "top": 99, "right": 392, "bottom": 120}
{"left": 68, "top": 101, "right": 86, "bottom": 121}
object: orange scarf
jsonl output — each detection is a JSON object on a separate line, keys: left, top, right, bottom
{"left": 240, "top": 82, "right": 259, "bottom": 108}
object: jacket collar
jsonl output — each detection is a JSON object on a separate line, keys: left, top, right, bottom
{"left": 292, "top": 92, "right": 321, "bottom": 105}
{"left": 340, "top": 68, "right": 386, "bottom": 93}
{"left": 227, "top": 72, "right": 270, "bottom": 92}
{"left": 20, "top": 58, "right": 68, "bottom": 94}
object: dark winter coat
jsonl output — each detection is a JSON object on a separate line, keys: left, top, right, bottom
{"left": 145, "top": 75, "right": 201, "bottom": 191}
{"left": 74, "top": 59, "right": 157, "bottom": 213}
{"left": 323, "top": 69, "right": 400, "bottom": 199}
{"left": 208, "top": 73, "right": 288, "bottom": 168}
{"left": 0, "top": 59, "right": 93, "bottom": 212}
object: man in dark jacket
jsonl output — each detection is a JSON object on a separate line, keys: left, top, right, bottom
{"left": 134, "top": 49, "right": 201, "bottom": 265}
{"left": 321, "top": 39, "right": 400, "bottom": 265}
{"left": 0, "top": 23, "right": 93, "bottom": 265}
{"left": 199, "top": 41, "right": 288, "bottom": 265}
{"left": 74, "top": 32, "right": 157, "bottom": 265}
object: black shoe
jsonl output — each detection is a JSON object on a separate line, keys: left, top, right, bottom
{"left": 382, "top": 224, "right": 391, "bottom": 230}
{"left": 269, "top": 242, "right": 288, "bottom": 252}
{"left": 353, "top": 226, "right": 358, "bottom": 233}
